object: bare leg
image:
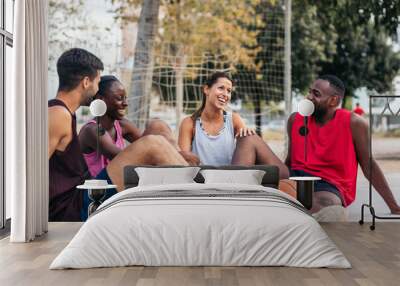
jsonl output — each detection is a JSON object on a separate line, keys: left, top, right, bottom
{"left": 106, "top": 135, "right": 188, "bottom": 191}
{"left": 231, "top": 135, "right": 289, "bottom": 179}
{"left": 278, "top": 179, "right": 296, "bottom": 198}
{"left": 143, "top": 119, "right": 200, "bottom": 165}
{"left": 142, "top": 119, "right": 178, "bottom": 149}
{"left": 310, "top": 191, "right": 342, "bottom": 213}
{"left": 279, "top": 180, "right": 342, "bottom": 213}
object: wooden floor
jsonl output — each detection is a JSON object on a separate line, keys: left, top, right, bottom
{"left": 1, "top": 222, "right": 399, "bottom": 286}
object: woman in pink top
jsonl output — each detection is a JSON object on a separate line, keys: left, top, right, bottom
{"left": 79, "top": 75, "right": 142, "bottom": 177}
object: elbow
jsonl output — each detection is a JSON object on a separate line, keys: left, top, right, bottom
{"left": 360, "top": 158, "right": 376, "bottom": 180}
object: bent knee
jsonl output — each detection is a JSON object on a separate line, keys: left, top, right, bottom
{"left": 236, "top": 134, "right": 261, "bottom": 145}
{"left": 124, "top": 134, "right": 166, "bottom": 151}
{"left": 145, "top": 119, "right": 171, "bottom": 134}
{"left": 313, "top": 191, "right": 342, "bottom": 208}
{"left": 141, "top": 134, "right": 168, "bottom": 146}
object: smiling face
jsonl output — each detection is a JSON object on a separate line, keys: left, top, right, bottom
{"left": 204, "top": 77, "right": 233, "bottom": 110}
{"left": 101, "top": 81, "right": 128, "bottom": 120}
{"left": 81, "top": 71, "right": 101, "bottom": 106}
{"left": 306, "top": 79, "right": 341, "bottom": 120}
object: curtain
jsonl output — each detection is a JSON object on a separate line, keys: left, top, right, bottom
{"left": 7, "top": 0, "right": 48, "bottom": 242}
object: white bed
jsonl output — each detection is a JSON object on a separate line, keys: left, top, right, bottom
{"left": 50, "top": 183, "right": 351, "bottom": 269}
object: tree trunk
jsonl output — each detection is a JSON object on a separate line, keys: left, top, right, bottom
{"left": 128, "top": 0, "right": 160, "bottom": 129}
{"left": 175, "top": 55, "right": 187, "bottom": 132}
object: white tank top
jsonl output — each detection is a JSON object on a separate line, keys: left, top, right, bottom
{"left": 191, "top": 112, "right": 236, "bottom": 165}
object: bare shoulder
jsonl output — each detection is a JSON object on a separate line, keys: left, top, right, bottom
{"left": 48, "top": 105, "right": 71, "bottom": 132}
{"left": 178, "top": 116, "right": 195, "bottom": 150}
{"left": 231, "top": 112, "right": 245, "bottom": 130}
{"left": 287, "top": 112, "right": 297, "bottom": 128}
{"left": 48, "top": 105, "right": 71, "bottom": 118}
{"left": 78, "top": 121, "right": 96, "bottom": 136}
{"left": 231, "top": 111, "right": 243, "bottom": 122}
{"left": 181, "top": 116, "right": 195, "bottom": 130}
{"left": 350, "top": 112, "right": 368, "bottom": 132}
{"left": 119, "top": 117, "right": 136, "bottom": 128}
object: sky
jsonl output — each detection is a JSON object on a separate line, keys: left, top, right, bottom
{"left": 48, "top": 0, "right": 122, "bottom": 99}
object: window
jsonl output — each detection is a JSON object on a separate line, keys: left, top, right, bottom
{"left": 5, "top": 0, "right": 13, "bottom": 33}
{"left": 1, "top": 0, "right": 14, "bottom": 230}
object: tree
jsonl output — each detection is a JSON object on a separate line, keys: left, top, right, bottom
{"left": 119, "top": 0, "right": 161, "bottom": 128}
{"left": 234, "top": 1, "right": 288, "bottom": 135}
{"left": 113, "top": 0, "right": 263, "bottom": 126}
{"left": 291, "top": 0, "right": 400, "bottom": 107}
{"left": 48, "top": 0, "right": 86, "bottom": 71}
{"left": 48, "top": 0, "right": 110, "bottom": 72}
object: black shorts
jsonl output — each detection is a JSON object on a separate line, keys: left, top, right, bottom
{"left": 290, "top": 169, "right": 344, "bottom": 205}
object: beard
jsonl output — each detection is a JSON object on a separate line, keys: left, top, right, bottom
{"left": 313, "top": 105, "right": 328, "bottom": 122}
{"left": 81, "top": 89, "right": 96, "bottom": 106}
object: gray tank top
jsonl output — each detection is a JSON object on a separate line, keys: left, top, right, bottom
{"left": 192, "top": 112, "right": 236, "bottom": 165}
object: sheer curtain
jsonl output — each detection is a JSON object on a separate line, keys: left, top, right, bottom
{"left": 7, "top": 0, "right": 48, "bottom": 242}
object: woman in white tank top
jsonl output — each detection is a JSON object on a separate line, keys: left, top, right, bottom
{"left": 178, "top": 72, "right": 256, "bottom": 165}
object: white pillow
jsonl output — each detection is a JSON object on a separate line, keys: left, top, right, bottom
{"left": 200, "top": 169, "right": 266, "bottom": 185}
{"left": 135, "top": 167, "right": 200, "bottom": 186}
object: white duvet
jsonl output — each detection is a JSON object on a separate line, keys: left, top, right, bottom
{"left": 50, "top": 183, "right": 351, "bottom": 269}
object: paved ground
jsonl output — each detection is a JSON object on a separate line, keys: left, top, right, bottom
{"left": 349, "top": 166, "right": 400, "bottom": 221}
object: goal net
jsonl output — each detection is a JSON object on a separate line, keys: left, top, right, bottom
{"left": 121, "top": 0, "right": 289, "bottom": 135}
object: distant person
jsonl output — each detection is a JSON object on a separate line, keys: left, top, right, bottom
{"left": 285, "top": 75, "right": 400, "bottom": 216}
{"left": 49, "top": 48, "right": 189, "bottom": 222}
{"left": 353, "top": 102, "right": 365, "bottom": 116}
{"left": 178, "top": 71, "right": 289, "bottom": 178}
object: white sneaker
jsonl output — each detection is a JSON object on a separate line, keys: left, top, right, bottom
{"left": 312, "top": 205, "right": 348, "bottom": 222}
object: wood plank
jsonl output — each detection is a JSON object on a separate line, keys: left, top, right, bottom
{"left": 1, "top": 222, "right": 400, "bottom": 286}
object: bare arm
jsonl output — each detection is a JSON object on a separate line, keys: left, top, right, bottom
{"left": 78, "top": 124, "right": 122, "bottom": 160}
{"left": 48, "top": 106, "right": 71, "bottom": 159}
{"left": 232, "top": 112, "right": 256, "bottom": 137}
{"left": 120, "top": 118, "right": 142, "bottom": 143}
{"left": 178, "top": 117, "right": 200, "bottom": 165}
{"left": 178, "top": 117, "right": 195, "bottom": 152}
{"left": 284, "top": 113, "right": 296, "bottom": 167}
{"left": 351, "top": 113, "right": 400, "bottom": 214}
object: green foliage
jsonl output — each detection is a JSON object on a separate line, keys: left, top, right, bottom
{"left": 48, "top": 0, "right": 110, "bottom": 73}
{"left": 292, "top": 0, "right": 400, "bottom": 102}
{"left": 234, "top": 1, "right": 288, "bottom": 105}
{"left": 48, "top": 0, "right": 86, "bottom": 64}
{"left": 113, "top": 0, "right": 263, "bottom": 73}
{"left": 291, "top": 1, "right": 337, "bottom": 95}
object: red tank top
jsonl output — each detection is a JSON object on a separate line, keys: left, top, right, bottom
{"left": 291, "top": 109, "right": 358, "bottom": 206}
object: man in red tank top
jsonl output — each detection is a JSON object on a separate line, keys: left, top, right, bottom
{"left": 285, "top": 75, "right": 400, "bottom": 215}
